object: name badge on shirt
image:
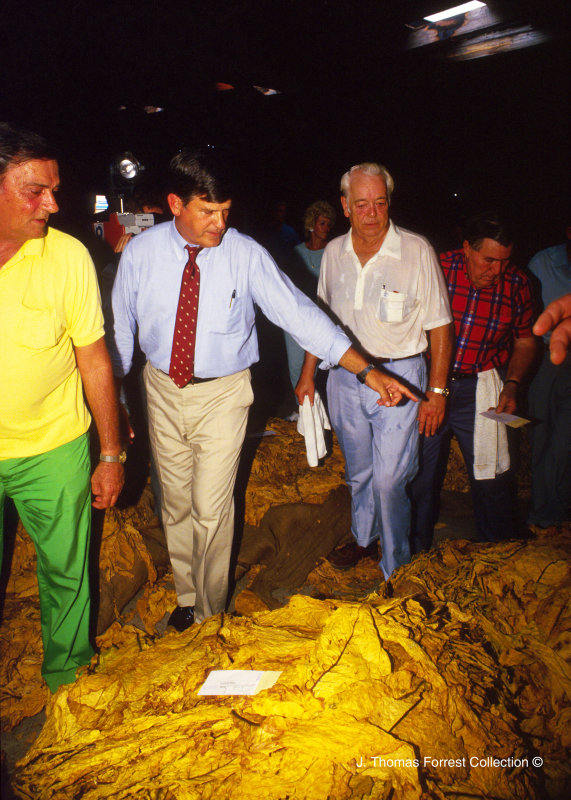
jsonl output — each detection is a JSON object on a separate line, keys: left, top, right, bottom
{"left": 377, "top": 289, "right": 407, "bottom": 323}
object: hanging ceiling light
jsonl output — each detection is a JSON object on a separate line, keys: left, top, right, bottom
{"left": 116, "top": 153, "right": 141, "bottom": 181}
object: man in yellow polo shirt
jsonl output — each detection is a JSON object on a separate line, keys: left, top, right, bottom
{"left": 0, "top": 123, "right": 124, "bottom": 692}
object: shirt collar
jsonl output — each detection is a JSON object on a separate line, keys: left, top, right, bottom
{"left": 459, "top": 250, "right": 472, "bottom": 285}
{"left": 22, "top": 236, "right": 47, "bottom": 256}
{"left": 4, "top": 231, "right": 47, "bottom": 269}
{"left": 168, "top": 220, "right": 234, "bottom": 255}
{"left": 343, "top": 220, "right": 402, "bottom": 261}
{"left": 169, "top": 219, "right": 199, "bottom": 253}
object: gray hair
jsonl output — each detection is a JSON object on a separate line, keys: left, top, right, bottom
{"left": 340, "top": 162, "right": 394, "bottom": 204}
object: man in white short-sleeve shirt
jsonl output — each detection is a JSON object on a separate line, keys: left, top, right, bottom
{"left": 296, "top": 163, "right": 454, "bottom": 579}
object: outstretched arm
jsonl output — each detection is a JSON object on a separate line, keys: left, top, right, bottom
{"left": 337, "top": 347, "right": 420, "bottom": 406}
{"left": 295, "top": 346, "right": 420, "bottom": 407}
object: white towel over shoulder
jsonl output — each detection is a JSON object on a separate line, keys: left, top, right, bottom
{"left": 473, "top": 368, "right": 510, "bottom": 480}
{"left": 297, "top": 392, "right": 331, "bottom": 467}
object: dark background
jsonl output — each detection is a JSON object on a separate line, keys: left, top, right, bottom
{"left": 2, "top": 0, "right": 569, "bottom": 260}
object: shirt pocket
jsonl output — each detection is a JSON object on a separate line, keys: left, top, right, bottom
{"left": 17, "top": 307, "right": 62, "bottom": 350}
{"left": 376, "top": 289, "right": 407, "bottom": 323}
{"left": 207, "top": 294, "right": 248, "bottom": 334}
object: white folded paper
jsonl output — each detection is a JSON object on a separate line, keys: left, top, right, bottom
{"left": 479, "top": 410, "right": 530, "bottom": 428}
{"left": 197, "top": 670, "right": 282, "bottom": 696}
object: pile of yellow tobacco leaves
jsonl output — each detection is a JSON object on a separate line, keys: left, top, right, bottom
{"left": 12, "top": 527, "right": 571, "bottom": 800}
{"left": 0, "top": 419, "right": 345, "bottom": 731}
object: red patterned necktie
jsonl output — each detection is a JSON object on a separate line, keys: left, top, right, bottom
{"left": 169, "top": 245, "right": 202, "bottom": 388}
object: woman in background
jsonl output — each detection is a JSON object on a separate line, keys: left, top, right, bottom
{"left": 284, "top": 201, "right": 337, "bottom": 394}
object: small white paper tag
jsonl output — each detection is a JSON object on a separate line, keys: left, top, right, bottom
{"left": 479, "top": 410, "right": 530, "bottom": 428}
{"left": 197, "top": 670, "right": 282, "bottom": 696}
{"left": 378, "top": 289, "right": 406, "bottom": 322}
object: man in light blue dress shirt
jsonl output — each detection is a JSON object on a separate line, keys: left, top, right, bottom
{"left": 111, "top": 149, "right": 418, "bottom": 631}
{"left": 527, "top": 230, "right": 571, "bottom": 529}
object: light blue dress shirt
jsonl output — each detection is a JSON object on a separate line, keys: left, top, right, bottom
{"left": 528, "top": 244, "right": 571, "bottom": 342}
{"left": 111, "top": 221, "right": 351, "bottom": 378}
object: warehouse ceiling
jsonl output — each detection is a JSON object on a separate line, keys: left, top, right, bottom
{"left": 4, "top": 1, "right": 566, "bottom": 109}
{"left": 1, "top": 0, "right": 569, "bottom": 240}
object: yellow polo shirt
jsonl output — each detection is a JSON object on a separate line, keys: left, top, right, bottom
{"left": 0, "top": 227, "right": 105, "bottom": 458}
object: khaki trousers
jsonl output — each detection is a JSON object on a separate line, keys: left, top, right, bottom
{"left": 144, "top": 363, "right": 253, "bottom": 622}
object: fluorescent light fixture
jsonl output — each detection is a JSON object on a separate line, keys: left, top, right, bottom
{"left": 424, "top": 1, "right": 485, "bottom": 23}
{"left": 94, "top": 195, "right": 108, "bottom": 213}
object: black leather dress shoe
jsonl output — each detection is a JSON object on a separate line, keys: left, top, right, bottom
{"left": 167, "top": 606, "right": 195, "bottom": 632}
{"left": 327, "top": 540, "right": 378, "bottom": 571}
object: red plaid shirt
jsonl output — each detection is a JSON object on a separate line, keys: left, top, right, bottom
{"left": 441, "top": 249, "right": 534, "bottom": 375}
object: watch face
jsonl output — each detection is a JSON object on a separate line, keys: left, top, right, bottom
{"left": 357, "top": 364, "right": 375, "bottom": 384}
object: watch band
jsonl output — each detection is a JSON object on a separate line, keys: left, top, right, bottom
{"left": 99, "top": 451, "right": 127, "bottom": 464}
{"left": 427, "top": 386, "right": 450, "bottom": 397}
{"left": 357, "top": 364, "right": 376, "bottom": 384}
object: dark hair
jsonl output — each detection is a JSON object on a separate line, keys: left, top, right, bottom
{"left": 464, "top": 211, "right": 514, "bottom": 250}
{"left": 0, "top": 122, "right": 57, "bottom": 180}
{"left": 168, "top": 147, "right": 234, "bottom": 204}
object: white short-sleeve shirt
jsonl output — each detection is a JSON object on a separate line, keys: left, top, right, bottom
{"left": 318, "top": 221, "right": 452, "bottom": 358}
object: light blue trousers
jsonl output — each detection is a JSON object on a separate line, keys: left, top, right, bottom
{"left": 327, "top": 356, "right": 426, "bottom": 579}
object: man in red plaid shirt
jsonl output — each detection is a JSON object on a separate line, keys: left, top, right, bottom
{"left": 411, "top": 211, "right": 538, "bottom": 550}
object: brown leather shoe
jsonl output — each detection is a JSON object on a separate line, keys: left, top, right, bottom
{"left": 327, "top": 540, "right": 378, "bottom": 571}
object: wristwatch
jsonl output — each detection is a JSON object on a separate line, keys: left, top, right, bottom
{"left": 99, "top": 450, "right": 127, "bottom": 464}
{"left": 427, "top": 386, "right": 450, "bottom": 397}
{"left": 357, "top": 364, "right": 376, "bottom": 384}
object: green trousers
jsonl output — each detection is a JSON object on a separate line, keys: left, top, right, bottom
{"left": 0, "top": 434, "right": 94, "bottom": 692}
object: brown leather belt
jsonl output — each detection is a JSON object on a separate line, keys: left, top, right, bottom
{"left": 451, "top": 372, "right": 478, "bottom": 380}
{"left": 369, "top": 354, "right": 422, "bottom": 367}
{"left": 161, "top": 371, "right": 219, "bottom": 385}
{"left": 190, "top": 376, "right": 218, "bottom": 384}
